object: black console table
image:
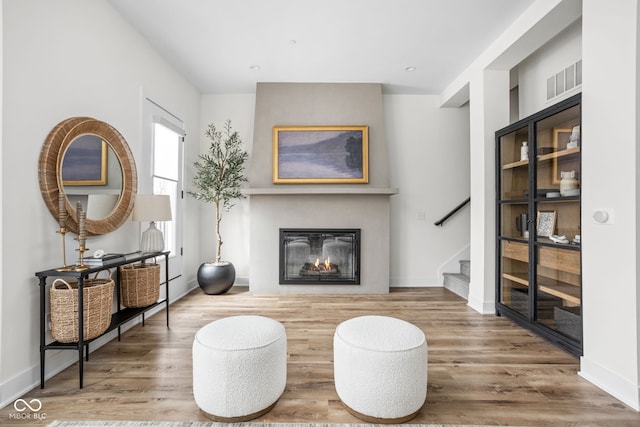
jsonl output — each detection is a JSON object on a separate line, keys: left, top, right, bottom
{"left": 35, "top": 251, "right": 170, "bottom": 389}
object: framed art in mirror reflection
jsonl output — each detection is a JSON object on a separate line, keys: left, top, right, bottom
{"left": 61, "top": 135, "right": 108, "bottom": 185}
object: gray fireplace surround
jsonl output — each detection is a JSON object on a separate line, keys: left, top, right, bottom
{"left": 246, "top": 82, "right": 397, "bottom": 294}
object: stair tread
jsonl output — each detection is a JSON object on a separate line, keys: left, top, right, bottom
{"left": 443, "top": 272, "right": 470, "bottom": 282}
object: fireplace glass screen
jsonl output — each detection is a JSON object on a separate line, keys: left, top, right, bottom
{"left": 279, "top": 228, "right": 360, "bottom": 285}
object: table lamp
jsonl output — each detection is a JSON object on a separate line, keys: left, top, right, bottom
{"left": 132, "top": 194, "right": 172, "bottom": 253}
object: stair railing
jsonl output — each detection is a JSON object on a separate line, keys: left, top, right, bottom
{"left": 434, "top": 197, "right": 470, "bottom": 227}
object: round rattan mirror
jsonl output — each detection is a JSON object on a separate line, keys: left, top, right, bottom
{"left": 39, "top": 117, "right": 138, "bottom": 235}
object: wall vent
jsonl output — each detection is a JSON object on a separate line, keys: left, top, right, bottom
{"left": 547, "top": 60, "right": 582, "bottom": 101}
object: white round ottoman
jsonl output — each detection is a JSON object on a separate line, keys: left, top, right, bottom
{"left": 333, "top": 315, "right": 427, "bottom": 423}
{"left": 192, "top": 315, "right": 287, "bottom": 421}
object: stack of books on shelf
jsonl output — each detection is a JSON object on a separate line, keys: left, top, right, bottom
{"left": 83, "top": 253, "right": 126, "bottom": 266}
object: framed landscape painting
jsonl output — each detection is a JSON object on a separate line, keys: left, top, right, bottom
{"left": 273, "top": 125, "right": 369, "bottom": 184}
{"left": 61, "top": 135, "right": 108, "bottom": 186}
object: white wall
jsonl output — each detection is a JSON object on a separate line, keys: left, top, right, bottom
{"left": 518, "top": 19, "right": 582, "bottom": 117}
{"left": 1, "top": 0, "right": 200, "bottom": 407}
{"left": 467, "top": 70, "right": 510, "bottom": 314}
{"left": 579, "top": 0, "right": 640, "bottom": 411}
{"left": 0, "top": 1, "right": 4, "bottom": 387}
{"left": 384, "top": 95, "right": 470, "bottom": 285}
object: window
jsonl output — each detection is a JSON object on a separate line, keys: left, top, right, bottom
{"left": 152, "top": 122, "right": 182, "bottom": 258}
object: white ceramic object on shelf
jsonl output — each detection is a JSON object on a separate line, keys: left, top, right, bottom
{"left": 560, "top": 170, "right": 579, "bottom": 196}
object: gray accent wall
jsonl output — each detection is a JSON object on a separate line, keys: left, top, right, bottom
{"left": 248, "top": 83, "right": 396, "bottom": 293}
{"left": 250, "top": 82, "right": 390, "bottom": 188}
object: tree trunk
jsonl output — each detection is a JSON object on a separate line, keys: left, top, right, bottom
{"left": 215, "top": 198, "right": 222, "bottom": 263}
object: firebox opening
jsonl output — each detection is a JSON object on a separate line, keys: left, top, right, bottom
{"left": 279, "top": 228, "right": 361, "bottom": 285}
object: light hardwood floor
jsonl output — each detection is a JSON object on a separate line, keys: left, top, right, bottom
{"left": 2, "top": 287, "right": 639, "bottom": 426}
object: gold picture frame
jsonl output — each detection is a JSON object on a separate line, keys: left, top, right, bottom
{"left": 273, "top": 125, "right": 369, "bottom": 184}
{"left": 537, "top": 210, "right": 556, "bottom": 237}
{"left": 552, "top": 128, "right": 573, "bottom": 184}
{"left": 61, "top": 136, "right": 108, "bottom": 186}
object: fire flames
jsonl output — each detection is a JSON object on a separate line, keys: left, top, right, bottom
{"left": 313, "top": 257, "right": 332, "bottom": 270}
{"left": 301, "top": 257, "right": 339, "bottom": 275}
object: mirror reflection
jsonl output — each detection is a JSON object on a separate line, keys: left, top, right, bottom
{"left": 38, "top": 116, "right": 137, "bottom": 235}
{"left": 60, "top": 135, "right": 123, "bottom": 220}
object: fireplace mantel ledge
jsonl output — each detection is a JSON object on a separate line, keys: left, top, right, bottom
{"left": 243, "top": 187, "right": 399, "bottom": 196}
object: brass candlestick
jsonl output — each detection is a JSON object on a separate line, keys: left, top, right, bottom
{"left": 73, "top": 203, "right": 89, "bottom": 271}
{"left": 74, "top": 243, "right": 89, "bottom": 271}
{"left": 55, "top": 192, "right": 74, "bottom": 271}
{"left": 55, "top": 227, "right": 74, "bottom": 271}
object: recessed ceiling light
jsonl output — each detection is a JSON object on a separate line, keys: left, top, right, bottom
{"left": 249, "top": 65, "right": 261, "bottom": 71}
{"left": 289, "top": 39, "right": 297, "bottom": 45}
{"left": 404, "top": 66, "right": 416, "bottom": 72}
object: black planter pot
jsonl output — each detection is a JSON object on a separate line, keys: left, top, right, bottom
{"left": 197, "top": 261, "right": 236, "bottom": 295}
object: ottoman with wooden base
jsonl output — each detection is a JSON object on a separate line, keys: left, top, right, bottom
{"left": 333, "top": 315, "right": 427, "bottom": 423}
{"left": 192, "top": 315, "right": 287, "bottom": 421}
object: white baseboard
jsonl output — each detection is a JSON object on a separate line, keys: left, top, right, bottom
{"left": 234, "top": 275, "right": 249, "bottom": 285}
{"left": 579, "top": 356, "right": 640, "bottom": 411}
{"left": 467, "top": 293, "right": 496, "bottom": 314}
{"left": 389, "top": 275, "right": 440, "bottom": 287}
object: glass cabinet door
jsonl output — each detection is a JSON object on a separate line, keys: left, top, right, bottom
{"left": 498, "top": 125, "right": 530, "bottom": 316}
{"left": 499, "top": 126, "right": 529, "bottom": 201}
{"left": 534, "top": 103, "right": 581, "bottom": 342}
{"left": 496, "top": 93, "right": 582, "bottom": 355}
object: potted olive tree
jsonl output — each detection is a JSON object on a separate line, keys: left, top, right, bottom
{"left": 189, "top": 119, "right": 248, "bottom": 294}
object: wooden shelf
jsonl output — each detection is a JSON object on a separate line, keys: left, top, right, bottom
{"left": 502, "top": 273, "right": 579, "bottom": 304}
{"left": 503, "top": 272, "right": 528, "bottom": 286}
{"left": 536, "top": 237, "right": 581, "bottom": 248}
{"left": 537, "top": 146, "right": 580, "bottom": 162}
{"left": 45, "top": 301, "right": 165, "bottom": 348}
{"left": 502, "top": 159, "right": 529, "bottom": 170}
{"left": 538, "top": 276, "right": 581, "bottom": 305}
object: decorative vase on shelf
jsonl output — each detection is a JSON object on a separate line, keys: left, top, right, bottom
{"left": 567, "top": 125, "right": 580, "bottom": 149}
{"left": 560, "top": 170, "right": 579, "bottom": 196}
{"left": 520, "top": 141, "right": 528, "bottom": 161}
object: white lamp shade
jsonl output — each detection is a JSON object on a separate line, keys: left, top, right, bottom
{"left": 132, "top": 194, "right": 172, "bottom": 222}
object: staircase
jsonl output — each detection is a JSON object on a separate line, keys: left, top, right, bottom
{"left": 443, "top": 260, "right": 470, "bottom": 300}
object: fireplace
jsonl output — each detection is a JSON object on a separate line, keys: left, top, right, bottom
{"left": 279, "top": 229, "right": 361, "bottom": 285}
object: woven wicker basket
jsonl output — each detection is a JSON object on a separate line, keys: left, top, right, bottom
{"left": 120, "top": 262, "right": 160, "bottom": 308}
{"left": 50, "top": 272, "right": 114, "bottom": 343}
